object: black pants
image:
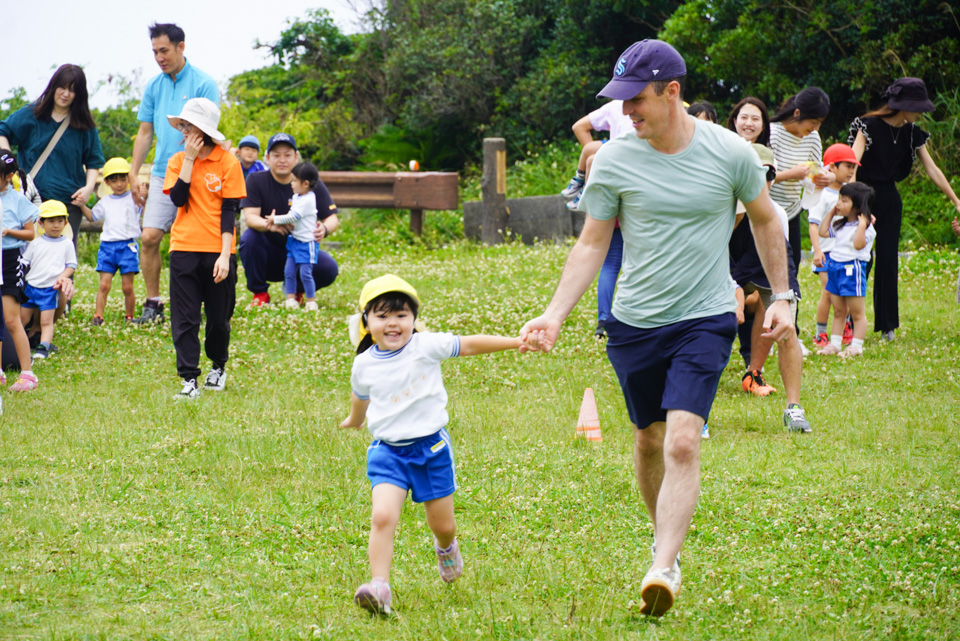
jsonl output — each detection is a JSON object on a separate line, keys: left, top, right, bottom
{"left": 865, "top": 182, "right": 901, "bottom": 333}
{"left": 169, "top": 251, "right": 237, "bottom": 381}
{"left": 65, "top": 203, "right": 83, "bottom": 253}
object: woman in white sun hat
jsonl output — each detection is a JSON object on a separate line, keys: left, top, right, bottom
{"left": 162, "top": 97, "right": 246, "bottom": 400}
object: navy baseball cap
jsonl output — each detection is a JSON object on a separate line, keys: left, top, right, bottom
{"left": 266, "top": 133, "right": 297, "bottom": 153}
{"left": 598, "top": 40, "right": 687, "bottom": 101}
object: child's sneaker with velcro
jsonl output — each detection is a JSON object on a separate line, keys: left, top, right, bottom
{"left": 354, "top": 578, "right": 391, "bottom": 615}
{"left": 435, "top": 538, "right": 463, "bottom": 583}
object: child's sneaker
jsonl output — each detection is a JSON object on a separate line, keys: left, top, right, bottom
{"left": 639, "top": 565, "right": 681, "bottom": 617}
{"left": 33, "top": 343, "right": 51, "bottom": 360}
{"left": 203, "top": 367, "right": 227, "bottom": 391}
{"left": 701, "top": 423, "right": 710, "bottom": 439}
{"left": 91, "top": 315, "right": 104, "bottom": 326}
{"left": 284, "top": 298, "right": 299, "bottom": 310}
{"left": 783, "top": 404, "right": 812, "bottom": 433}
{"left": 174, "top": 378, "right": 200, "bottom": 400}
{"left": 817, "top": 343, "right": 840, "bottom": 356}
{"left": 10, "top": 372, "right": 38, "bottom": 392}
{"left": 565, "top": 191, "right": 583, "bottom": 211}
{"left": 249, "top": 292, "right": 270, "bottom": 307}
{"left": 741, "top": 370, "right": 776, "bottom": 396}
{"left": 0, "top": 371, "right": 6, "bottom": 386}
{"left": 561, "top": 175, "right": 585, "bottom": 199}
{"left": 435, "top": 538, "right": 463, "bottom": 583}
{"left": 842, "top": 320, "right": 853, "bottom": 345}
{"left": 839, "top": 344, "right": 863, "bottom": 359}
{"left": 354, "top": 578, "right": 391, "bottom": 615}
{"left": 304, "top": 301, "right": 319, "bottom": 312}
{"left": 813, "top": 332, "right": 829, "bottom": 348}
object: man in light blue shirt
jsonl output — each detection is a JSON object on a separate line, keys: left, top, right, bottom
{"left": 129, "top": 22, "right": 219, "bottom": 324}
{"left": 520, "top": 40, "right": 797, "bottom": 618}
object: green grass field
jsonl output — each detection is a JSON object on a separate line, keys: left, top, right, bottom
{"left": 2, "top": 235, "right": 959, "bottom": 640}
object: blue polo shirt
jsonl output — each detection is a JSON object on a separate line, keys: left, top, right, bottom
{"left": 138, "top": 59, "right": 219, "bottom": 178}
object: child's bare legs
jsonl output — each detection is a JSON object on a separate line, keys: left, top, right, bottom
{"left": 38, "top": 309, "right": 55, "bottom": 344}
{"left": 368, "top": 483, "right": 407, "bottom": 582}
{"left": 578, "top": 141, "right": 603, "bottom": 172}
{"left": 815, "top": 272, "right": 831, "bottom": 327}
{"left": 120, "top": 273, "right": 136, "bottom": 317}
{"left": 845, "top": 296, "right": 867, "bottom": 340}
{"left": 3, "top": 295, "right": 32, "bottom": 371}
{"left": 830, "top": 295, "right": 848, "bottom": 338}
{"left": 95, "top": 272, "right": 113, "bottom": 318}
{"left": 424, "top": 494, "right": 456, "bottom": 549}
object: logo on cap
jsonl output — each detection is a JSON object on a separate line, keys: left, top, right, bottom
{"left": 615, "top": 58, "right": 626, "bottom": 76}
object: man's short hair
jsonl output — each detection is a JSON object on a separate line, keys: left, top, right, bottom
{"left": 651, "top": 76, "right": 686, "bottom": 100}
{"left": 149, "top": 23, "right": 185, "bottom": 45}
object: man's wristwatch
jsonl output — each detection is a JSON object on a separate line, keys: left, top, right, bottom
{"left": 771, "top": 290, "right": 797, "bottom": 302}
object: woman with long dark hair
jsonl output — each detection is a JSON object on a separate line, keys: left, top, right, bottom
{"left": 0, "top": 63, "right": 105, "bottom": 248}
{"left": 848, "top": 77, "right": 960, "bottom": 341}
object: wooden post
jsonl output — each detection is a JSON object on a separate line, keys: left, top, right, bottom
{"left": 481, "top": 138, "right": 508, "bottom": 245}
{"left": 409, "top": 209, "right": 423, "bottom": 235}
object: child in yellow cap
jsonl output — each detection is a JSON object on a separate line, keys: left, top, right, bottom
{"left": 341, "top": 275, "right": 521, "bottom": 616}
{"left": 80, "top": 158, "right": 142, "bottom": 324}
{"left": 21, "top": 200, "right": 76, "bottom": 360}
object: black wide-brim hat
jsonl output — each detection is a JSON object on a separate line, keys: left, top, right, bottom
{"left": 885, "top": 77, "right": 935, "bottom": 113}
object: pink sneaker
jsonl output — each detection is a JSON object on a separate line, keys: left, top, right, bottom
{"left": 10, "top": 372, "right": 38, "bottom": 391}
{"left": 354, "top": 578, "right": 391, "bottom": 615}
{"left": 436, "top": 538, "right": 463, "bottom": 583}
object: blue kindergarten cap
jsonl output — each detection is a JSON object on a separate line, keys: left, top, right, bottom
{"left": 237, "top": 135, "right": 260, "bottom": 151}
{"left": 266, "top": 133, "right": 298, "bottom": 153}
{"left": 598, "top": 40, "right": 687, "bottom": 101}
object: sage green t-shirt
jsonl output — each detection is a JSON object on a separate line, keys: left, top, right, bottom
{"left": 580, "top": 119, "right": 766, "bottom": 329}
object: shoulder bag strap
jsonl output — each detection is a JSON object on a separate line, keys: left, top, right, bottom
{"left": 28, "top": 114, "right": 71, "bottom": 180}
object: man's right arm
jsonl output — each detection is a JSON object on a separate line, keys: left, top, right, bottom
{"left": 520, "top": 215, "right": 615, "bottom": 352}
{"left": 129, "top": 122, "right": 154, "bottom": 207}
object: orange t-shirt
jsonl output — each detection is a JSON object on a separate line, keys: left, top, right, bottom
{"left": 163, "top": 145, "right": 246, "bottom": 253}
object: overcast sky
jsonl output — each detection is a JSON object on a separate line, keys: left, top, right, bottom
{"left": 1, "top": 1, "right": 364, "bottom": 110}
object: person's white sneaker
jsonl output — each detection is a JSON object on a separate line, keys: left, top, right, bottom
{"left": 640, "top": 565, "right": 682, "bottom": 617}
{"left": 174, "top": 378, "right": 200, "bottom": 400}
{"left": 284, "top": 298, "right": 299, "bottom": 309}
{"left": 204, "top": 367, "right": 227, "bottom": 391}
{"left": 304, "top": 301, "right": 318, "bottom": 312}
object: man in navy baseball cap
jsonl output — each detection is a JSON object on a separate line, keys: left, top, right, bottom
{"left": 598, "top": 40, "right": 687, "bottom": 101}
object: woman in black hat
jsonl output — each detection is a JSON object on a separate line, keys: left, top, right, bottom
{"left": 848, "top": 77, "right": 960, "bottom": 341}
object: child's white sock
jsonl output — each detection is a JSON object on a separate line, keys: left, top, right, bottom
{"left": 816, "top": 322, "right": 828, "bottom": 335}
{"left": 851, "top": 338, "right": 864, "bottom": 350}
{"left": 830, "top": 335, "right": 842, "bottom": 349}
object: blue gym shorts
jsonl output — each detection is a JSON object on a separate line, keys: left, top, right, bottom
{"left": 605, "top": 312, "right": 737, "bottom": 429}
{"left": 286, "top": 237, "right": 319, "bottom": 265}
{"left": 97, "top": 239, "right": 140, "bottom": 274}
{"left": 367, "top": 428, "right": 457, "bottom": 503}
{"left": 22, "top": 284, "right": 59, "bottom": 311}
{"left": 826, "top": 258, "right": 868, "bottom": 297}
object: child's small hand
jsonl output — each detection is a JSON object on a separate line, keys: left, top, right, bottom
{"left": 952, "top": 217, "right": 960, "bottom": 237}
{"left": 1, "top": 228, "right": 6, "bottom": 237}
{"left": 813, "top": 249, "right": 825, "bottom": 268}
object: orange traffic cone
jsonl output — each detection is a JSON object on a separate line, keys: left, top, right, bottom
{"left": 576, "top": 388, "right": 602, "bottom": 442}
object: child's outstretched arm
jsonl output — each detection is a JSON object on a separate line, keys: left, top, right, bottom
{"left": 459, "top": 335, "right": 523, "bottom": 356}
{"left": 80, "top": 203, "right": 94, "bottom": 222}
{"left": 341, "top": 393, "right": 370, "bottom": 429}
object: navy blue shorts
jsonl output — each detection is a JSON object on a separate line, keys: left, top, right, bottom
{"left": 367, "top": 428, "right": 457, "bottom": 503}
{"left": 97, "top": 239, "right": 140, "bottom": 274}
{"left": 605, "top": 313, "right": 737, "bottom": 429}
{"left": 286, "top": 237, "right": 319, "bottom": 265}
{"left": 23, "top": 284, "right": 58, "bottom": 311}
{"left": 826, "top": 258, "right": 868, "bottom": 297}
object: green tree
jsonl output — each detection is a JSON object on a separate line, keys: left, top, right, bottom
{"left": 0, "top": 87, "right": 29, "bottom": 122}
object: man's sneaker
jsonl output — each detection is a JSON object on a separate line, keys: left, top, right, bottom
{"left": 91, "top": 315, "right": 104, "bottom": 326}
{"left": 783, "top": 404, "right": 812, "bottom": 433}
{"left": 436, "top": 538, "right": 464, "bottom": 583}
{"left": 813, "top": 332, "right": 829, "bottom": 348}
{"left": 354, "top": 578, "right": 391, "bottom": 615}
{"left": 817, "top": 343, "right": 840, "bottom": 356}
{"left": 304, "top": 301, "right": 319, "bottom": 312}
{"left": 33, "top": 343, "right": 51, "bottom": 360}
{"left": 250, "top": 292, "right": 270, "bottom": 307}
{"left": 284, "top": 298, "right": 299, "bottom": 310}
{"left": 842, "top": 319, "right": 854, "bottom": 346}
{"left": 204, "top": 367, "right": 227, "bottom": 391}
{"left": 174, "top": 378, "right": 200, "bottom": 401}
{"left": 561, "top": 175, "right": 585, "bottom": 198}
{"left": 134, "top": 299, "right": 164, "bottom": 324}
{"left": 565, "top": 191, "right": 583, "bottom": 211}
{"left": 701, "top": 423, "right": 710, "bottom": 439}
{"left": 640, "top": 566, "right": 681, "bottom": 617}
{"left": 839, "top": 344, "right": 863, "bottom": 359}
{"left": 742, "top": 370, "right": 776, "bottom": 396}
{"left": 10, "top": 372, "right": 38, "bottom": 392}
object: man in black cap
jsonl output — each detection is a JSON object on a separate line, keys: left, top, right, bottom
{"left": 520, "top": 40, "right": 795, "bottom": 617}
{"left": 240, "top": 133, "right": 338, "bottom": 306}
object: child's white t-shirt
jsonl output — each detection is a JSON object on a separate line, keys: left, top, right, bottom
{"left": 807, "top": 187, "right": 839, "bottom": 254}
{"left": 589, "top": 101, "right": 635, "bottom": 140}
{"left": 90, "top": 192, "right": 142, "bottom": 242}
{"left": 22, "top": 235, "right": 77, "bottom": 288}
{"left": 828, "top": 220, "right": 876, "bottom": 262}
{"left": 273, "top": 191, "right": 317, "bottom": 243}
{"left": 351, "top": 332, "right": 461, "bottom": 442}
